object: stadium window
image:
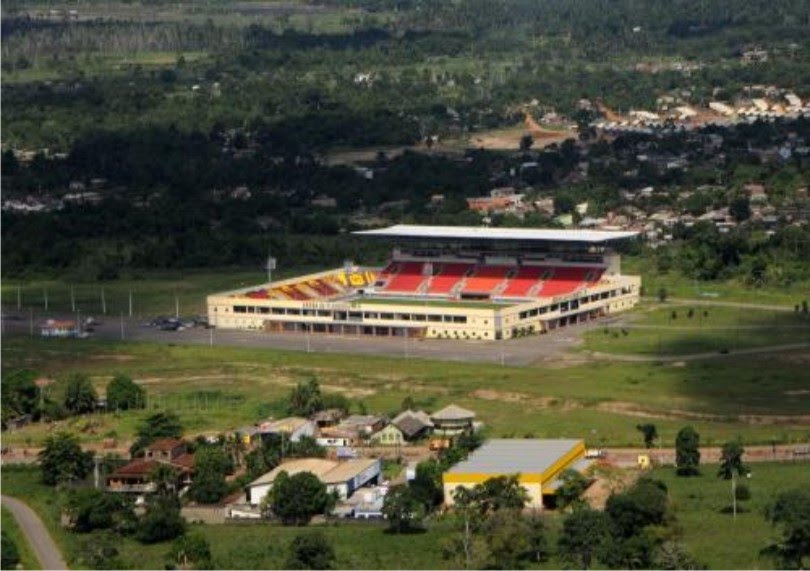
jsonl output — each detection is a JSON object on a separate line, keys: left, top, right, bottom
{"left": 397, "top": 314, "right": 411, "bottom": 321}
{"left": 303, "top": 309, "right": 315, "bottom": 316}
{"left": 317, "top": 310, "right": 330, "bottom": 317}
{"left": 550, "top": 304, "right": 559, "bottom": 311}
{"left": 272, "top": 308, "right": 284, "bottom": 315}
{"left": 519, "top": 311, "right": 528, "bottom": 319}
{"left": 452, "top": 316, "right": 467, "bottom": 323}
{"left": 428, "top": 315, "right": 441, "bottom": 322}
{"left": 539, "top": 307, "right": 548, "bottom": 314}
{"left": 364, "top": 312, "right": 379, "bottom": 319}
{"left": 414, "top": 314, "right": 426, "bottom": 321}
{"left": 381, "top": 313, "right": 394, "bottom": 320}
{"left": 529, "top": 309, "right": 539, "bottom": 317}
{"left": 234, "top": 306, "right": 247, "bottom": 313}
{"left": 259, "top": 307, "right": 270, "bottom": 314}
{"left": 286, "top": 309, "right": 301, "bottom": 315}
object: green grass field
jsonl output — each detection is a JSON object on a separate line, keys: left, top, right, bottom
{"left": 652, "top": 462, "right": 810, "bottom": 569}
{"left": 3, "top": 336, "right": 809, "bottom": 449}
{"left": 583, "top": 304, "right": 810, "bottom": 355}
{"left": 1, "top": 505, "right": 41, "bottom": 570}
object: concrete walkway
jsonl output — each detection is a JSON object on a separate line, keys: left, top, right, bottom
{"left": 1, "top": 495, "right": 68, "bottom": 570}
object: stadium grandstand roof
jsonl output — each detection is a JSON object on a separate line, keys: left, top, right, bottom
{"left": 354, "top": 225, "right": 638, "bottom": 243}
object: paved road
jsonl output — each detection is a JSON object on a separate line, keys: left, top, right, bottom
{"left": 1, "top": 495, "right": 68, "bottom": 570}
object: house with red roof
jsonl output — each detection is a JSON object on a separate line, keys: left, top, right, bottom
{"left": 106, "top": 438, "right": 195, "bottom": 494}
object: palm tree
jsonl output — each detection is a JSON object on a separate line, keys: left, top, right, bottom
{"left": 717, "top": 441, "right": 748, "bottom": 520}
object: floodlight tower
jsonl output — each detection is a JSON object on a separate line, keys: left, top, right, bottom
{"left": 266, "top": 253, "right": 277, "bottom": 284}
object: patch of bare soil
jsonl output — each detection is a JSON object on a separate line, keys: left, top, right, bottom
{"left": 583, "top": 465, "right": 641, "bottom": 510}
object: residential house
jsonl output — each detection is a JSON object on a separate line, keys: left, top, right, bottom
{"left": 392, "top": 409, "right": 434, "bottom": 441}
{"left": 370, "top": 424, "right": 404, "bottom": 447}
{"left": 311, "top": 409, "right": 345, "bottom": 428}
{"left": 106, "top": 438, "right": 195, "bottom": 494}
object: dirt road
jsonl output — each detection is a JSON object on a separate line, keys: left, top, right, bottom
{"left": 1, "top": 495, "right": 68, "bottom": 570}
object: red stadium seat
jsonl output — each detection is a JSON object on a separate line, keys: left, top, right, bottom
{"left": 500, "top": 266, "right": 546, "bottom": 297}
{"left": 381, "top": 262, "right": 427, "bottom": 293}
{"left": 427, "top": 263, "right": 472, "bottom": 294}
{"left": 462, "top": 265, "right": 512, "bottom": 295}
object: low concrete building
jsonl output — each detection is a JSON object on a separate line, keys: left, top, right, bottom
{"left": 370, "top": 424, "right": 404, "bottom": 446}
{"left": 246, "top": 457, "right": 381, "bottom": 505}
{"left": 443, "top": 439, "right": 588, "bottom": 509}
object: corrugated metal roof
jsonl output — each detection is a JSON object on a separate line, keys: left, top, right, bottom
{"left": 247, "top": 458, "right": 378, "bottom": 487}
{"left": 447, "top": 439, "right": 583, "bottom": 476}
{"left": 354, "top": 225, "right": 638, "bottom": 243}
{"left": 431, "top": 404, "right": 476, "bottom": 421}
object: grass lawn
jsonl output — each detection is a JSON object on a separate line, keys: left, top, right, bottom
{"left": 3, "top": 336, "right": 809, "bottom": 449}
{"left": 583, "top": 304, "right": 810, "bottom": 355}
{"left": 1, "top": 505, "right": 41, "bottom": 570}
{"left": 622, "top": 257, "right": 810, "bottom": 307}
{"left": 652, "top": 462, "right": 810, "bottom": 569}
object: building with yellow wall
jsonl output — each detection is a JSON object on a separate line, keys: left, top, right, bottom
{"left": 443, "top": 439, "right": 589, "bottom": 509}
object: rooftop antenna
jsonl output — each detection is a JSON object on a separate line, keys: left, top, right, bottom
{"left": 266, "top": 252, "right": 277, "bottom": 284}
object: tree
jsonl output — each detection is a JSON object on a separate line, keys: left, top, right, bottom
{"left": 443, "top": 487, "right": 490, "bottom": 570}
{"left": 636, "top": 423, "right": 658, "bottom": 448}
{"left": 475, "top": 475, "right": 528, "bottom": 513}
{"left": 657, "top": 287, "right": 668, "bottom": 302}
{"left": 64, "top": 488, "right": 137, "bottom": 534}
{"left": 136, "top": 483, "right": 185, "bottom": 544}
{"left": 1, "top": 530, "right": 20, "bottom": 569}
{"left": 410, "top": 459, "right": 444, "bottom": 510}
{"left": 557, "top": 507, "right": 611, "bottom": 570}
{"left": 287, "top": 377, "right": 324, "bottom": 417}
{"left": 63, "top": 373, "right": 98, "bottom": 415}
{"left": 556, "top": 469, "right": 589, "bottom": 511}
{"left": 267, "top": 471, "right": 333, "bottom": 525}
{"left": 382, "top": 485, "right": 425, "bottom": 533}
{"left": 765, "top": 489, "right": 810, "bottom": 569}
{"left": 106, "top": 374, "right": 146, "bottom": 411}
{"left": 1, "top": 369, "right": 40, "bottom": 426}
{"left": 130, "top": 412, "right": 183, "bottom": 457}
{"left": 166, "top": 533, "right": 212, "bottom": 570}
{"left": 519, "top": 134, "right": 534, "bottom": 151}
{"left": 729, "top": 196, "right": 751, "bottom": 222}
{"left": 675, "top": 426, "right": 701, "bottom": 476}
{"left": 39, "top": 432, "right": 93, "bottom": 486}
{"left": 525, "top": 512, "right": 550, "bottom": 563}
{"left": 187, "top": 445, "right": 230, "bottom": 504}
{"left": 652, "top": 541, "right": 704, "bottom": 570}
{"left": 717, "top": 441, "right": 749, "bottom": 520}
{"left": 483, "top": 509, "right": 530, "bottom": 569}
{"left": 605, "top": 478, "right": 668, "bottom": 538}
{"left": 285, "top": 532, "right": 336, "bottom": 570}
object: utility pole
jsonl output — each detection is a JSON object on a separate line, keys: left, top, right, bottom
{"left": 29, "top": 308, "right": 33, "bottom": 337}
{"left": 101, "top": 287, "right": 107, "bottom": 315}
{"left": 43, "top": 288, "right": 48, "bottom": 311}
{"left": 175, "top": 293, "right": 180, "bottom": 319}
{"left": 128, "top": 290, "right": 133, "bottom": 318}
{"left": 70, "top": 286, "right": 76, "bottom": 312}
{"left": 209, "top": 326, "right": 214, "bottom": 347}
{"left": 17, "top": 285, "right": 21, "bottom": 311}
{"left": 120, "top": 312, "right": 125, "bottom": 340}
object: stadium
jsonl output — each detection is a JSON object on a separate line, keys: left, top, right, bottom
{"left": 207, "top": 225, "right": 641, "bottom": 340}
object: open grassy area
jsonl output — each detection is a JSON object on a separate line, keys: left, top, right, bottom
{"left": 583, "top": 303, "right": 810, "bottom": 355}
{"left": 652, "top": 461, "right": 810, "bottom": 570}
{"left": 1, "top": 505, "right": 41, "bottom": 570}
{"left": 623, "top": 257, "right": 810, "bottom": 307}
{"left": 3, "top": 336, "right": 809, "bottom": 449}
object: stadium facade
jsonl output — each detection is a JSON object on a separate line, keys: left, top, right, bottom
{"left": 207, "top": 225, "right": 641, "bottom": 340}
